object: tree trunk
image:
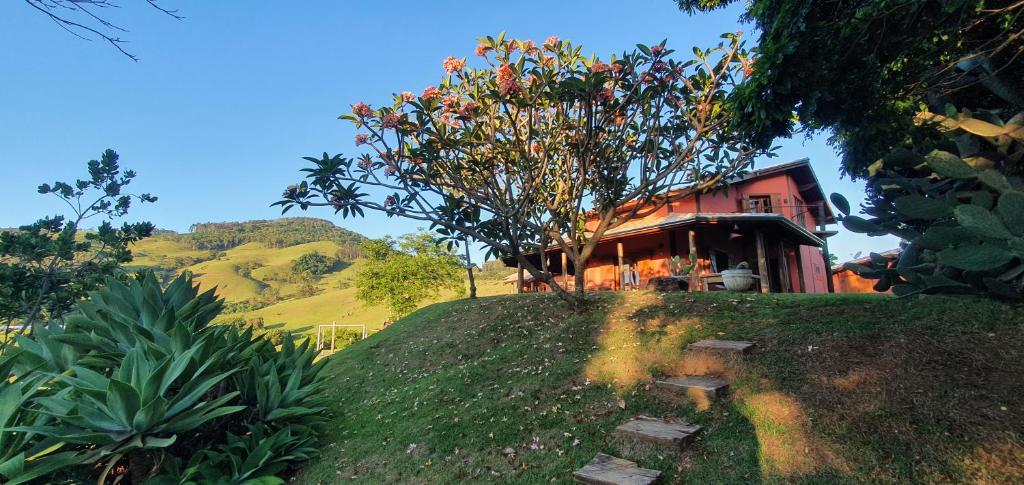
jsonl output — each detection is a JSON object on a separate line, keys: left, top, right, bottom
{"left": 464, "top": 244, "right": 477, "bottom": 299}
{"left": 512, "top": 252, "right": 583, "bottom": 308}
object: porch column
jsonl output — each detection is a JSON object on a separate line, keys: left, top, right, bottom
{"left": 777, "top": 240, "right": 792, "bottom": 293}
{"left": 755, "top": 231, "right": 770, "bottom": 293}
{"left": 688, "top": 229, "right": 699, "bottom": 292}
{"left": 516, "top": 261, "right": 524, "bottom": 294}
{"left": 616, "top": 241, "right": 624, "bottom": 291}
{"left": 794, "top": 245, "right": 806, "bottom": 292}
{"left": 817, "top": 202, "right": 836, "bottom": 293}
{"left": 561, "top": 251, "right": 568, "bottom": 290}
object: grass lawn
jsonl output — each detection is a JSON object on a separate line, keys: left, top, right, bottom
{"left": 295, "top": 291, "right": 1024, "bottom": 484}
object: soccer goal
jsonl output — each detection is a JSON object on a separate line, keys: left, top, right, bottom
{"left": 315, "top": 322, "right": 368, "bottom": 353}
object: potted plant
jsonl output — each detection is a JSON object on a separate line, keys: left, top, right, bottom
{"left": 721, "top": 261, "right": 754, "bottom": 291}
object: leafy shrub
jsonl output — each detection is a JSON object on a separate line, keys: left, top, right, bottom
{"left": 833, "top": 104, "right": 1024, "bottom": 298}
{"left": 0, "top": 272, "right": 328, "bottom": 484}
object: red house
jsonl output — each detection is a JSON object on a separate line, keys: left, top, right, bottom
{"left": 504, "top": 159, "right": 837, "bottom": 294}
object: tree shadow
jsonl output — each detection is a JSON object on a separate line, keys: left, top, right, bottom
{"left": 589, "top": 289, "right": 1024, "bottom": 483}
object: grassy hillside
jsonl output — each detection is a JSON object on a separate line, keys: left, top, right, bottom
{"left": 127, "top": 222, "right": 513, "bottom": 336}
{"left": 296, "top": 291, "right": 1024, "bottom": 484}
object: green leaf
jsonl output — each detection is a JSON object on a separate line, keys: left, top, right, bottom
{"left": 829, "top": 193, "right": 850, "bottom": 216}
{"left": 938, "top": 243, "right": 1014, "bottom": 270}
{"left": 841, "top": 215, "right": 883, "bottom": 233}
{"left": 955, "top": 204, "right": 1013, "bottom": 239}
{"left": 978, "top": 170, "right": 1011, "bottom": 192}
{"left": 997, "top": 191, "right": 1024, "bottom": 236}
{"left": 925, "top": 150, "right": 975, "bottom": 179}
{"left": 893, "top": 195, "right": 952, "bottom": 219}
{"left": 106, "top": 379, "right": 142, "bottom": 429}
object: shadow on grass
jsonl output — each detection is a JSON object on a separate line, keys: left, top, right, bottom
{"left": 597, "top": 290, "right": 1024, "bottom": 483}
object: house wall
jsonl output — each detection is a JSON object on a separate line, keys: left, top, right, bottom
{"left": 833, "top": 269, "right": 891, "bottom": 294}
{"left": 563, "top": 168, "right": 834, "bottom": 293}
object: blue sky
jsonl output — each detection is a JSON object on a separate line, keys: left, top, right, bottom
{"left": 0, "top": 0, "right": 897, "bottom": 262}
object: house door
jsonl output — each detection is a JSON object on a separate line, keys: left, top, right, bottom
{"left": 766, "top": 256, "right": 783, "bottom": 293}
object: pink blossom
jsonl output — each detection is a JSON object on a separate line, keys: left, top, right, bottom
{"left": 384, "top": 195, "right": 397, "bottom": 208}
{"left": 458, "top": 101, "right": 479, "bottom": 117}
{"left": 352, "top": 102, "right": 374, "bottom": 118}
{"left": 543, "top": 36, "right": 560, "bottom": 50}
{"left": 507, "top": 40, "right": 519, "bottom": 53}
{"left": 354, "top": 133, "right": 370, "bottom": 146}
{"left": 401, "top": 91, "right": 416, "bottom": 102}
{"left": 422, "top": 86, "right": 440, "bottom": 100}
{"left": 651, "top": 61, "right": 668, "bottom": 73}
{"left": 591, "top": 62, "right": 610, "bottom": 73}
{"left": 496, "top": 64, "right": 522, "bottom": 96}
{"left": 385, "top": 164, "right": 397, "bottom": 176}
{"left": 358, "top": 158, "right": 373, "bottom": 170}
{"left": 442, "top": 95, "right": 461, "bottom": 111}
{"left": 521, "top": 40, "right": 538, "bottom": 54}
{"left": 596, "top": 88, "right": 614, "bottom": 103}
{"left": 650, "top": 45, "right": 664, "bottom": 55}
{"left": 381, "top": 113, "right": 402, "bottom": 128}
{"left": 442, "top": 56, "right": 466, "bottom": 74}
{"left": 496, "top": 64, "right": 516, "bottom": 85}
{"left": 475, "top": 43, "right": 492, "bottom": 56}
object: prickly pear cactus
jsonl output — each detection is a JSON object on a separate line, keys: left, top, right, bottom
{"left": 833, "top": 105, "right": 1024, "bottom": 298}
{"left": 665, "top": 253, "right": 698, "bottom": 276}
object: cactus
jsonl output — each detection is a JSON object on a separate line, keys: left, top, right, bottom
{"left": 665, "top": 254, "right": 697, "bottom": 276}
{"left": 831, "top": 95, "right": 1024, "bottom": 299}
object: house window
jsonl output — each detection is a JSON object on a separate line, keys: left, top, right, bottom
{"left": 748, "top": 195, "right": 773, "bottom": 214}
{"left": 793, "top": 196, "right": 806, "bottom": 227}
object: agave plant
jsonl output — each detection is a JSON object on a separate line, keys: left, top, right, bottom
{"left": 0, "top": 272, "right": 330, "bottom": 484}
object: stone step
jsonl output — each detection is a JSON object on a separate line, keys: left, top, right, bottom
{"left": 687, "top": 339, "right": 754, "bottom": 355}
{"left": 613, "top": 416, "right": 702, "bottom": 448}
{"left": 654, "top": 375, "right": 730, "bottom": 400}
{"left": 573, "top": 453, "right": 661, "bottom": 485}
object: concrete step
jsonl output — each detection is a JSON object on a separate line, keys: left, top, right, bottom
{"left": 654, "top": 375, "right": 730, "bottom": 400}
{"left": 687, "top": 339, "right": 754, "bottom": 355}
{"left": 613, "top": 416, "right": 702, "bottom": 448}
{"left": 573, "top": 453, "right": 661, "bottom": 485}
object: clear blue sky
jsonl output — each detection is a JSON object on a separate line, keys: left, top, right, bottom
{"left": 0, "top": 0, "right": 897, "bottom": 262}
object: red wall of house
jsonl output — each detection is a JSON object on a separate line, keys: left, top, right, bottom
{"left": 568, "top": 169, "right": 833, "bottom": 293}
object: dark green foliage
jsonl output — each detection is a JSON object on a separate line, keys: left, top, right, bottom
{"left": 291, "top": 251, "right": 337, "bottom": 278}
{"left": 218, "top": 315, "right": 287, "bottom": 346}
{"left": 833, "top": 103, "right": 1024, "bottom": 298}
{"left": 0, "top": 149, "right": 156, "bottom": 334}
{"left": 677, "top": 0, "right": 1024, "bottom": 176}
{"left": 0, "top": 273, "right": 328, "bottom": 484}
{"left": 183, "top": 218, "right": 366, "bottom": 252}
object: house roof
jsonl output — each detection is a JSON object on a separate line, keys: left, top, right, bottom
{"left": 831, "top": 249, "right": 901, "bottom": 273}
{"left": 600, "top": 212, "right": 826, "bottom": 247}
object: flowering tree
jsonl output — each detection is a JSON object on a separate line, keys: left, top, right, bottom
{"left": 278, "top": 33, "right": 761, "bottom": 307}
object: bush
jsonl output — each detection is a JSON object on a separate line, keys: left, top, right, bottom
{"left": 0, "top": 272, "right": 328, "bottom": 484}
{"left": 291, "top": 251, "right": 337, "bottom": 278}
{"left": 833, "top": 102, "right": 1024, "bottom": 298}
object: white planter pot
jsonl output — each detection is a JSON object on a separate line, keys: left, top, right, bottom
{"left": 721, "top": 269, "right": 754, "bottom": 291}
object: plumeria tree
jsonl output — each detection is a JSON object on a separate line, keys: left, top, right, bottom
{"left": 278, "top": 33, "right": 761, "bottom": 307}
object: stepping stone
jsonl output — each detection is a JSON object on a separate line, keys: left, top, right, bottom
{"left": 687, "top": 339, "right": 754, "bottom": 355}
{"left": 654, "top": 375, "right": 730, "bottom": 400}
{"left": 573, "top": 453, "right": 661, "bottom": 485}
{"left": 613, "top": 416, "right": 702, "bottom": 448}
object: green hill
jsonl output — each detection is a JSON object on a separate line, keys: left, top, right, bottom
{"left": 127, "top": 218, "right": 512, "bottom": 335}
{"left": 295, "top": 291, "right": 1024, "bottom": 483}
